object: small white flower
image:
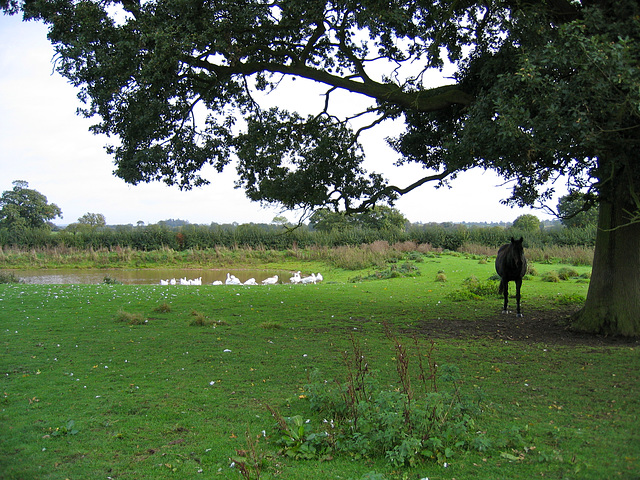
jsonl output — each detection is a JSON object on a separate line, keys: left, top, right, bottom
{"left": 209, "top": 381, "right": 216, "bottom": 385}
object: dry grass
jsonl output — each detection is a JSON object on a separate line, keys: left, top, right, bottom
{"left": 460, "top": 243, "right": 594, "bottom": 266}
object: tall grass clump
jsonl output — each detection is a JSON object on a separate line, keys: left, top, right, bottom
{"left": 116, "top": 310, "right": 147, "bottom": 325}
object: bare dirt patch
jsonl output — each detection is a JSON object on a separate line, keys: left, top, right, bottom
{"left": 408, "top": 307, "right": 639, "bottom": 347}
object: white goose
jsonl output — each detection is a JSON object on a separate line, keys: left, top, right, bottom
{"left": 179, "top": 277, "right": 189, "bottom": 285}
{"left": 244, "top": 277, "right": 258, "bottom": 285}
{"left": 315, "top": 273, "right": 323, "bottom": 282}
{"left": 301, "top": 273, "right": 317, "bottom": 284}
{"left": 160, "top": 279, "right": 169, "bottom": 285}
{"left": 226, "top": 273, "right": 242, "bottom": 285}
{"left": 262, "top": 274, "right": 278, "bottom": 285}
{"left": 169, "top": 278, "right": 177, "bottom": 285}
{"left": 289, "top": 271, "right": 302, "bottom": 284}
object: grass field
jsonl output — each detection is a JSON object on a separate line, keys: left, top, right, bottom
{"left": 1, "top": 252, "right": 638, "bottom": 479}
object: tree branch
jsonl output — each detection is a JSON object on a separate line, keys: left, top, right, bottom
{"left": 185, "top": 56, "right": 472, "bottom": 112}
{"left": 347, "top": 169, "right": 451, "bottom": 213}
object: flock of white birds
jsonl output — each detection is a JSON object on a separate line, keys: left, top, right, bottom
{"left": 159, "top": 271, "right": 323, "bottom": 286}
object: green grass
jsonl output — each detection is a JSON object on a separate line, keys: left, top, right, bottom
{"left": 1, "top": 253, "right": 638, "bottom": 479}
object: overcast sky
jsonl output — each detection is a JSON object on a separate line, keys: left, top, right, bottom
{"left": 1, "top": 14, "right": 562, "bottom": 227}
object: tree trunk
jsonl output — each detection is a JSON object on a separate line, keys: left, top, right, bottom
{"left": 571, "top": 193, "right": 640, "bottom": 337}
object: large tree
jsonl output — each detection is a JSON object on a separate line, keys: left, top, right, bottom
{"left": 3, "top": 0, "right": 638, "bottom": 335}
{"left": 0, "top": 180, "right": 62, "bottom": 230}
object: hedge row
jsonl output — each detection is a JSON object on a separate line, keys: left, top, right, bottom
{"left": 0, "top": 222, "right": 596, "bottom": 251}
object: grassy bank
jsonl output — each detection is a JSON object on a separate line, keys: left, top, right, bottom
{"left": 0, "top": 241, "right": 593, "bottom": 272}
{"left": 2, "top": 253, "right": 636, "bottom": 480}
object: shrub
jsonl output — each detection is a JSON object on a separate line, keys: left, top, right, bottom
{"left": 435, "top": 272, "right": 447, "bottom": 282}
{"left": 102, "top": 275, "right": 121, "bottom": 285}
{"left": 554, "top": 293, "right": 586, "bottom": 305}
{"left": 189, "top": 310, "right": 214, "bottom": 326}
{"left": 271, "top": 331, "right": 488, "bottom": 467}
{"left": 153, "top": 302, "right": 172, "bottom": 313}
{"left": 448, "top": 276, "right": 498, "bottom": 300}
{"left": 557, "top": 267, "right": 579, "bottom": 280}
{"left": 116, "top": 310, "right": 147, "bottom": 325}
{"left": 0, "top": 271, "right": 23, "bottom": 283}
{"left": 541, "top": 271, "right": 561, "bottom": 283}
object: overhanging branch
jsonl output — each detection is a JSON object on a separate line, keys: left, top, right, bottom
{"left": 347, "top": 169, "right": 451, "bottom": 213}
{"left": 186, "top": 56, "right": 473, "bottom": 112}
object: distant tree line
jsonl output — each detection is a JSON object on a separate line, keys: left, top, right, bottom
{"left": 0, "top": 219, "right": 596, "bottom": 252}
{"left": 0, "top": 181, "right": 596, "bottom": 251}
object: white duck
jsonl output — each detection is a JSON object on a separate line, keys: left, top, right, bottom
{"left": 289, "top": 271, "right": 302, "bottom": 284}
{"left": 301, "top": 273, "right": 317, "bottom": 284}
{"left": 262, "top": 274, "right": 278, "bottom": 285}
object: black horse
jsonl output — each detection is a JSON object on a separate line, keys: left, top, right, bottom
{"left": 495, "top": 237, "right": 527, "bottom": 317}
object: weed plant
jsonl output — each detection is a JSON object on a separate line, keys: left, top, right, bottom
{"left": 275, "top": 330, "right": 487, "bottom": 467}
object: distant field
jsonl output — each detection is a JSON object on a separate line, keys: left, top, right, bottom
{"left": 1, "top": 253, "right": 637, "bottom": 480}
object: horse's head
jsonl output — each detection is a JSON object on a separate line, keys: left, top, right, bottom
{"left": 510, "top": 237, "right": 524, "bottom": 253}
{"left": 510, "top": 237, "right": 526, "bottom": 268}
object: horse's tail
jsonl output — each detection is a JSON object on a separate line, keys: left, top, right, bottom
{"left": 498, "top": 279, "right": 506, "bottom": 295}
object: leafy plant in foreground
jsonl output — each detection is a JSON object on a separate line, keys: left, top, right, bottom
{"left": 48, "top": 420, "right": 79, "bottom": 437}
{"left": 269, "top": 329, "right": 489, "bottom": 467}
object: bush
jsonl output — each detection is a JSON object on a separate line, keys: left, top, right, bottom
{"left": 557, "top": 267, "right": 579, "bottom": 280}
{"left": 0, "top": 271, "right": 23, "bottom": 283}
{"left": 270, "top": 331, "right": 489, "bottom": 467}
{"left": 435, "top": 272, "right": 447, "bottom": 282}
{"left": 541, "top": 271, "right": 561, "bottom": 283}
{"left": 116, "top": 310, "right": 147, "bottom": 325}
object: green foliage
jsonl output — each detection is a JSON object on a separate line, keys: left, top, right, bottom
{"left": 116, "top": 310, "right": 147, "bottom": 325}
{"left": 0, "top": 180, "right": 62, "bottom": 230}
{"left": 553, "top": 293, "right": 586, "bottom": 306}
{"left": 153, "top": 302, "right": 172, "bottom": 313}
{"left": 349, "top": 262, "right": 420, "bottom": 282}
{"left": 102, "top": 275, "right": 121, "bottom": 284}
{"left": 557, "top": 267, "right": 579, "bottom": 280}
{"left": 557, "top": 193, "right": 599, "bottom": 229}
{"left": 48, "top": 420, "right": 79, "bottom": 437}
{"left": 0, "top": 255, "right": 634, "bottom": 479}
{"left": 272, "top": 333, "right": 488, "bottom": 467}
{"left": 449, "top": 276, "right": 499, "bottom": 301}
{"left": 0, "top": 271, "right": 23, "bottom": 283}
{"left": 310, "top": 207, "right": 407, "bottom": 233}
{"left": 512, "top": 215, "right": 540, "bottom": 232}
{"left": 541, "top": 271, "right": 561, "bottom": 283}
{"left": 0, "top": 220, "right": 598, "bottom": 255}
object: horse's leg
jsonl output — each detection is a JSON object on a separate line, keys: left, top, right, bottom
{"left": 515, "top": 278, "right": 523, "bottom": 317}
{"left": 502, "top": 279, "right": 509, "bottom": 314}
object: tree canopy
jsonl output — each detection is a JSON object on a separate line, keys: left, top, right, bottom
{"left": 309, "top": 205, "right": 407, "bottom": 232}
{"left": 0, "top": 180, "right": 62, "bottom": 230}
{"left": 3, "top": 0, "right": 639, "bottom": 335}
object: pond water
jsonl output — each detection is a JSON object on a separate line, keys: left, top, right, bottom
{"left": 6, "top": 268, "right": 303, "bottom": 285}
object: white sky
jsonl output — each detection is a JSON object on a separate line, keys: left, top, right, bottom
{"left": 0, "top": 14, "right": 562, "bottom": 226}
